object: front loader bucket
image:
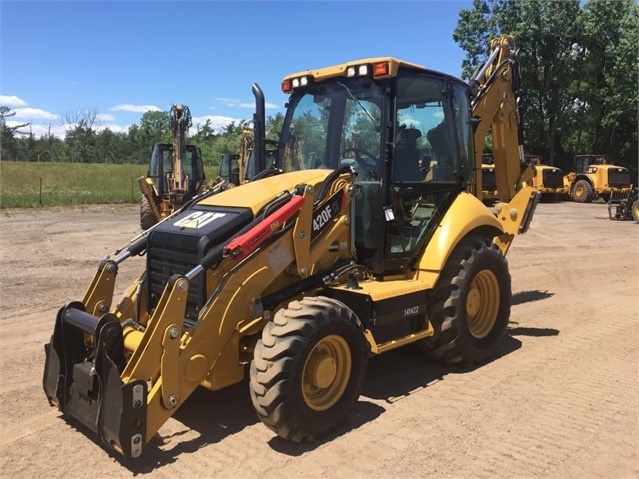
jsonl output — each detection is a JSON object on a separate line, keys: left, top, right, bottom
{"left": 43, "top": 302, "right": 147, "bottom": 460}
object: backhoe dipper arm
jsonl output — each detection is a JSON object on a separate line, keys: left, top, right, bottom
{"left": 470, "top": 36, "right": 525, "bottom": 202}
{"left": 169, "top": 104, "right": 193, "bottom": 190}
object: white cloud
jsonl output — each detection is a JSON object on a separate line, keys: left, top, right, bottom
{"left": 7, "top": 121, "right": 65, "bottom": 138}
{"left": 191, "top": 114, "right": 245, "bottom": 134}
{"left": 13, "top": 107, "right": 58, "bottom": 120}
{"left": 110, "top": 104, "right": 161, "bottom": 113}
{"left": 217, "top": 97, "right": 241, "bottom": 107}
{"left": 217, "top": 97, "right": 279, "bottom": 110}
{"left": 237, "top": 102, "right": 279, "bottom": 109}
{"left": 0, "top": 95, "right": 27, "bottom": 107}
{"left": 96, "top": 123, "right": 130, "bottom": 134}
{"left": 96, "top": 112, "right": 116, "bottom": 122}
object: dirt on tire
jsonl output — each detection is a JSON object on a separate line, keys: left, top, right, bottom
{"left": 0, "top": 201, "right": 637, "bottom": 478}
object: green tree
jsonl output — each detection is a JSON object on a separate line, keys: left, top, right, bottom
{"left": 140, "top": 110, "right": 170, "bottom": 141}
{"left": 64, "top": 110, "right": 98, "bottom": 163}
{"left": 0, "top": 106, "right": 30, "bottom": 160}
{"left": 454, "top": 0, "right": 582, "bottom": 167}
{"left": 453, "top": 0, "right": 638, "bottom": 172}
{"left": 266, "top": 112, "right": 284, "bottom": 140}
{"left": 578, "top": 0, "right": 638, "bottom": 171}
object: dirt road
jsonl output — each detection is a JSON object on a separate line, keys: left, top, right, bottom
{"left": 0, "top": 202, "right": 637, "bottom": 478}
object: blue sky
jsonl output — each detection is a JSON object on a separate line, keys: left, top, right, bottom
{"left": 1, "top": 0, "right": 473, "bottom": 138}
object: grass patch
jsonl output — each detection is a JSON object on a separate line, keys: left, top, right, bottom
{"left": 0, "top": 162, "right": 220, "bottom": 208}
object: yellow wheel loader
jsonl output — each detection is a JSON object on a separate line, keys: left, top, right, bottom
{"left": 43, "top": 36, "right": 539, "bottom": 460}
{"left": 563, "top": 154, "right": 633, "bottom": 203}
{"left": 522, "top": 155, "right": 567, "bottom": 203}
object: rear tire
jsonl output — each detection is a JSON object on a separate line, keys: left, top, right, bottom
{"left": 249, "top": 296, "right": 367, "bottom": 442}
{"left": 418, "top": 235, "right": 510, "bottom": 366}
{"left": 572, "top": 180, "right": 594, "bottom": 203}
{"left": 140, "top": 196, "right": 157, "bottom": 230}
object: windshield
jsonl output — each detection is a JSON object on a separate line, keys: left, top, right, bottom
{"left": 277, "top": 78, "right": 384, "bottom": 177}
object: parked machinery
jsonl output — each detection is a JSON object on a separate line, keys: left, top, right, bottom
{"left": 138, "top": 105, "right": 207, "bottom": 230}
{"left": 608, "top": 187, "right": 639, "bottom": 221}
{"left": 564, "top": 154, "right": 633, "bottom": 203}
{"left": 522, "top": 155, "right": 567, "bottom": 203}
{"left": 43, "top": 37, "right": 538, "bottom": 460}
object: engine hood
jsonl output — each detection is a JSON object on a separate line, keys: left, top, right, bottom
{"left": 197, "top": 169, "right": 335, "bottom": 213}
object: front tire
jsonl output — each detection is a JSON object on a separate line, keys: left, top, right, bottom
{"left": 418, "top": 235, "right": 511, "bottom": 366}
{"left": 250, "top": 296, "right": 367, "bottom": 442}
{"left": 572, "top": 180, "right": 594, "bottom": 203}
{"left": 140, "top": 196, "right": 157, "bottom": 230}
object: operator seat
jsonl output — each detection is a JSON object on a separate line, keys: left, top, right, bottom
{"left": 395, "top": 127, "right": 424, "bottom": 182}
{"left": 426, "top": 121, "right": 451, "bottom": 181}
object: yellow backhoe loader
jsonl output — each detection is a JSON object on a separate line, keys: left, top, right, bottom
{"left": 217, "top": 84, "right": 278, "bottom": 187}
{"left": 138, "top": 104, "right": 208, "bottom": 230}
{"left": 43, "top": 36, "right": 539, "bottom": 460}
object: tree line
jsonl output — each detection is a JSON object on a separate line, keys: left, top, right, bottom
{"left": 455, "top": 0, "right": 638, "bottom": 175}
{"left": 0, "top": 106, "right": 284, "bottom": 167}
{"left": 1, "top": 0, "right": 636, "bottom": 178}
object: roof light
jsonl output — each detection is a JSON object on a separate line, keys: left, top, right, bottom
{"left": 373, "top": 61, "right": 389, "bottom": 77}
{"left": 358, "top": 65, "right": 368, "bottom": 76}
{"left": 292, "top": 78, "right": 300, "bottom": 88}
{"left": 281, "top": 79, "right": 292, "bottom": 93}
{"left": 346, "top": 66, "right": 356, "bottom": 77}
{"left": 300, "top": 76, "right": 308, "bottom": 86}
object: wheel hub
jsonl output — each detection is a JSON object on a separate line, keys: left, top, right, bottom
{"left": 306, "top": 350, "right": 337, "bottom": 389}
{"left": 466, "top": 269, "right": 500, "bottom": 339}
{"left": 466, "top": 287, "right": 481, "bottom": 317}
{"left": 302, "top": 335, "right": 351, "bottom": 411}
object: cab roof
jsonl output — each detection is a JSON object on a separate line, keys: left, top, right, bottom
{"left": 283, "top": 57, "right": 428, "bottom": 82}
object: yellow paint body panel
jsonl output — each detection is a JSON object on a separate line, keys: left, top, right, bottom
{"left": 415, "top": 192, "right": 503, "bottom": 284}
{"left": 198, "top": 169, "right": 333, "bottom": 213}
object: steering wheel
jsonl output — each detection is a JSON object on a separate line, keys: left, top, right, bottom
{"left": 341, "top": 147, "right": 380, "bottom": 179}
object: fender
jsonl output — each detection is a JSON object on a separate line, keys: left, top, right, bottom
{"left": 415, "top": 191, "right": 503, "bottom": 285}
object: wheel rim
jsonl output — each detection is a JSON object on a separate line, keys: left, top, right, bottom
{"left": 466, "top": 269, "right": 500, "bottom": 339}
{"left": 632, "top": 200, "right": 639, "bottom": 221}
{"left": 574, "top": 185, "right": 584, "bottom": 199}
{"left": 302, "top": 335, "right": 351, "bottom": 411}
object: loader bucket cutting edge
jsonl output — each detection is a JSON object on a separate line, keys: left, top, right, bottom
{"left": 43, "top": 302, "right": 147, "bottom": 460}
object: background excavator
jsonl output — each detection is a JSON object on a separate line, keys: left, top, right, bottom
{"left": 138, "top": 86, "right": 271, "bottom": 229}
{"left": 138, "top": 104, "right": 207, "bottom": 230}
{"left": 43, "top": 36, "right": 539, "bottom": 461}
{"left": 217, "top": 84, "right": 278, "bottom": 187}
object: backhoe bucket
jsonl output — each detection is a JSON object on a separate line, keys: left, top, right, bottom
{"left": 43, "top": 302, "right": 147, "bottom": 460}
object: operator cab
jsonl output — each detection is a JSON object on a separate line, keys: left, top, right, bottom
{"left": 276, "top": 59, "right": 474, "bottom": 276}
{"left": 148, "top": 143, "right": 206, "bottom": 196}
{"left": 573, "top": 154, "right": 607, "bottom": 173}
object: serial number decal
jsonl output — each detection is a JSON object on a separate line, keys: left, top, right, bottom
{"left": 174, "top": 211, "right": 226, "bottom": 229}
{"left": 404, "top": 306, "right": 419, "bottom": 317}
